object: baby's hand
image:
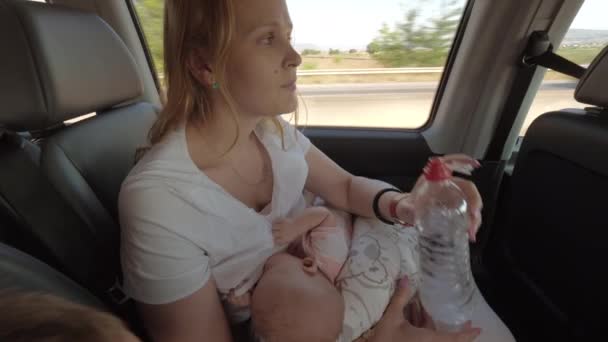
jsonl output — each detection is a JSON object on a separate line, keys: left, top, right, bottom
{"left": 302, "top": 256, "right": 319, "bottom": 275}
{"left": 227, "top": 289, "right": 251, "bottom": 308}
{"left": 272, "top": 218, "right": 298, "bottom": 245}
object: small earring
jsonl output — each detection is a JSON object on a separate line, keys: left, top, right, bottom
{"left": 212, "top": 82, "right": 220, "bottom": 89}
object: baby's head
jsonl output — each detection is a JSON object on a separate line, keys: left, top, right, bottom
{"left": 251, "top": 253, "right": 344, "bottom": 342}
{"left": 0, "top": 291, "right": 139, "bottom": 342}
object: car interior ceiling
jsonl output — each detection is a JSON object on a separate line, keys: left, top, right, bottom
{"left": 0, "top": 0, "right": 606, "bottom": 341}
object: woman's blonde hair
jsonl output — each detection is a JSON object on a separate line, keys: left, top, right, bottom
{"left": 148, "top": 0, "right": 297, "bottom": 152}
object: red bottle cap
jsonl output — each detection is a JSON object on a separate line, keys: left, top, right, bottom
{"left": 423, "top": 157, "right": 452, "bottom": 181}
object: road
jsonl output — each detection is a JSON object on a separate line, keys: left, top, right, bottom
{"left": 296, "top": 81, "right": 580, "bottom": 134}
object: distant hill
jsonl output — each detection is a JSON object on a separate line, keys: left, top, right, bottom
{"left": 563, "top": 29, "right": 608, "bottom": 45}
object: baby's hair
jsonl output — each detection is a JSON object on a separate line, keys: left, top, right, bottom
{"left": 0, "top": 291, "right": 133, "bottom": 342}
{"left": 251, "top": 295, "right": 290, "bottom": 341}
{"left": 250, "top": 275, "right": 343, "bottom": 342}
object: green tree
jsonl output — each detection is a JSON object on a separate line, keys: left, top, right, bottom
{"left": 368, "top": 1, "right": 462, "bottom": 67}
{"left": 424, "top": 1, "right": 462, "bottom": 54}
{"left": 301, "top": 62, "right": 319, "bottom": 70}
{"left": 328, "top": 48, "right": 341, "bottom": 55}
{"left": 366, "top": 41, "right": 380, "bottom": 54}
{"left": 134, "top": 0, "right": 164, "bottom": 75}
{"left": 301, "top": 49, "right": 322, "bottom": 56}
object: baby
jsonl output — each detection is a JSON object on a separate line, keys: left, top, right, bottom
{"left": 250, "top": 251, "right": 345, "bottom": 342}
{"left": 226, "top": 199, "right": 352, "bottom": 305}
{"left": 274, "top": 205, "right": 353, "bottom": 284}
{"left": 229, "top": 200, "right": 422, "bottom": 341}
{"left": 224, "top": 204, "right": 350, "bottom": 342}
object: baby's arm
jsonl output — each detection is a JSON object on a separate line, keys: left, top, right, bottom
{"left": 272, "top": 206, "right": 336, "bottom": 246}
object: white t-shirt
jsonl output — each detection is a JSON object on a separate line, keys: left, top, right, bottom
{"left": 119, "top": 118, "right": 311, "bottom": 322}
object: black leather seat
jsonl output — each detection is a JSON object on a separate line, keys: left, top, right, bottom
{"left": 487, "top": 46, "right": 608, "bottom": 341}
{"left": 0, "top": 241, "right": 105, "bottom": 311}
{"left": 0, "top": 0, "right": 156, "bottom": 308}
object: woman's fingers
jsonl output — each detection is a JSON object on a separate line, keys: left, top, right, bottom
{"left": 468, "top": 209, "right": 482, "bottom": 242}
{"left": 412, "top": 177, "right": 482, "bottom": 240}
{"left": 420, "top": 302, "right": 436, "bottom": 330}
{"left": 451, "top": 178, "right": 483, "bottom": 213}
{"left": 395, "top": 195, "right": 416, "bottom": 227}
{"left": 434, "top": 321, "right": 481, "bottom": 342}
{"left": 452, "top": 330, "right": 482, "bottom": 342}
{"left": 412, "top": 155, "right": 483, "bottom": 241}
{"left": 440, "top": 154, "right": 481, "bottom": 168}
{"left": 441, "top": 154, "right": 483, "bottom": 220}
{"left": 405, "top": 296, "right": 425, "bottom": 327}
{"left": 451, "top": 177, "right": 483, "bottom": 241}
{"left": 385, "top": 276, "right": 415, "bottom": 325}
{"left": 441, "top": 155, "right": 480, "bottom": 177}
{"left": 454, "top": 325, "right": 482, "bottom": 342}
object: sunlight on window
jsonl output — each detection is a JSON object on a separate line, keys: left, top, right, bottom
{"left": 133, "top": 0, "right": 468, "bottom": 129}
{"left": 287, "top": 0, "right": 467, "bottom": 128}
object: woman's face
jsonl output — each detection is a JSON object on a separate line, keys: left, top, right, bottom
{"left": 226, "top": 0, "right": 302, "bottom": 118}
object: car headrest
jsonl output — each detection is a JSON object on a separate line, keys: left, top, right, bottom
{"left": 575, "top": 45, "right": 608, "bottom": 109}
{"left": 0, "top": 0, "right": 142, "bottom": 131}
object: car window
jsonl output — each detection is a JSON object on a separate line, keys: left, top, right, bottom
{"left": 521, "top": 0, "right": 608, "bottom": 135}
{"left": 132, "top": 0, "right": 470, "bottom": 130}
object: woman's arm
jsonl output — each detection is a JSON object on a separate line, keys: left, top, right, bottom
{"left": 304, "top": 146, "right": 482, "bottom": 234}
{"left": 137, "top": 278, "right": 232, "bottom": 342}
{"left": 304, "top": 145, "right": 401, "bottom": 221}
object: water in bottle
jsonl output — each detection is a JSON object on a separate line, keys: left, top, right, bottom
{"left": 415, "top": 157, "right": 476, "bottom": 332}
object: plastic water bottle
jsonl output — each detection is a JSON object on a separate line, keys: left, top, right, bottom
{"left": 414, "top": 157, "right": 476, "bottom": 332}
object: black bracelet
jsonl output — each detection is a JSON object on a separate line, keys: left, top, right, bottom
{"left": 372, "top": 188, "right": 402, "bottom": 225}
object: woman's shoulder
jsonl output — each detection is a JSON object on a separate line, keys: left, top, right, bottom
{"left": 118, "top": 167, "right": 224, "bottom": 235}
{"left": 119, "top": 170, "right": 192, "bottom": 221}
{"left": 121, "top": 130, "right": 209, "bottom": 209}
{"left": 125, "top": 128, "right": 200, "bottom": 186}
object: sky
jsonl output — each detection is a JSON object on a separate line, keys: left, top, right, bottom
{"left": 570, "top": 0, "right": 608, "bottom": 30}
{"left": 287, "top": 0, "right": 608, "bottom": 50}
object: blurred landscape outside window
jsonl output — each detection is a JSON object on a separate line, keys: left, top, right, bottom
{"left": 133, "top": 0, "right": 608, "bottom": 131}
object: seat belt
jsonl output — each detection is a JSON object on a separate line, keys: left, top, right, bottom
{"left": 486, "top": 31, "right": 587, "bottom": 160}
{"left": 0, "top": 129, "right": 129, "bottom": 309}
{"left": 523, "top": 32, "right": 587, "bottom": 79}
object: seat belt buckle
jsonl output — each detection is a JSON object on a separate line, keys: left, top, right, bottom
{"left": 107, "top": 279, "right": 130, "bottom": 305}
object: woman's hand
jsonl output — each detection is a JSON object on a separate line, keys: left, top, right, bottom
{"left": 441, "top": 154, "right": 483, "bottom": 241}
{"left": 396, "top": 154, "right": 483, "bottom": 242}
{"left": 370, "top": 277, "right": 481, "bottom": 342}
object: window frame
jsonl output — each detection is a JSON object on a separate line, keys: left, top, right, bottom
{"left": 127, "top": 0, "right": 476, "bottom": 132}
{"left": 126, "top": 0, "right": 162, "bottom": 92}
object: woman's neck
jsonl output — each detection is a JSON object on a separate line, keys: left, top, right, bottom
{"left": 186, "top": 102, "right": 262, "bottom": 166}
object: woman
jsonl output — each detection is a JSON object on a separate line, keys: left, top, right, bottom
{"left": 119, "top": 0, "right": 487, "bottom": 341}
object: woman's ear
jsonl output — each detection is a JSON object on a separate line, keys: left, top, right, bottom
{"left": 187, "top": 48, "right": 214, "bottom": 87}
